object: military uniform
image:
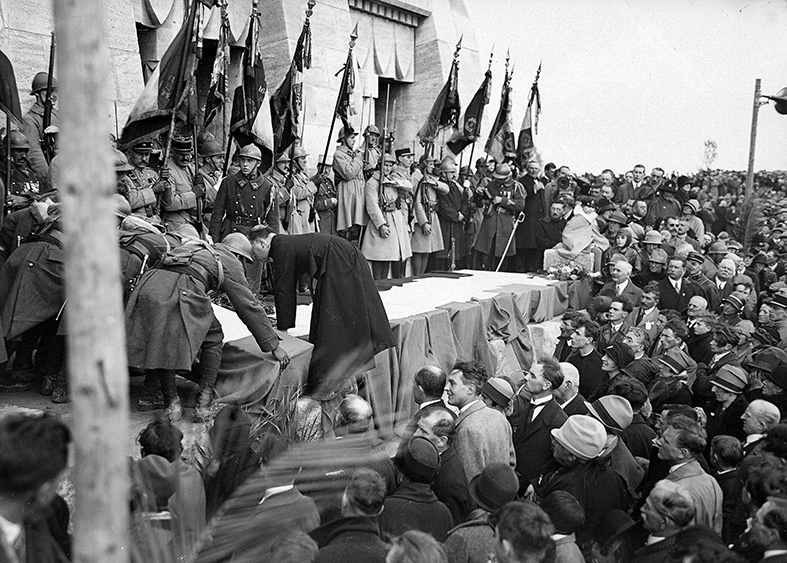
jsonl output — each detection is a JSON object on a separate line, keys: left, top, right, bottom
{"left": 209, "top": 170, "right": 280, "bottom": 242}
{"left": 161, "top": 160, "right": 198, "bottom": 233}
{"left": 286, "top": 170, "right": 318, "bottom": 235}
{"left": 410, "top": 170, "right": 446, "bottom": 254}
{"left": 21, "top": 101, "right": 59, "bottom": 178}
{"left": 200, "top": 165, "right": 223, "bottom": 226}
{"left": 362, "top": 143, "right": 381, "bottom": 180}
{"left": 362, "top": 173, "right": 412, "bottom": 273}
{"left": 333, "top": 144, "right": 367, "bottom": 232}
{"left": 391, "top": 163, "right": 414, "bottom": 230}
{"left": 312, "top": 170, "right": 337, "bottom": 236}
{"left": 473, "top": 175, "right": 526, "bottom": 268}
{"left": 0, "top": 158, "right": 45, "bottom": 212}
{"left": 120, "top": 167, "right": 168, "bottom": 218}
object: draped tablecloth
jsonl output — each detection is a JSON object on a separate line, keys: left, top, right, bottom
{"left": 211, "top": 305, "right": 313, "bottom": 414}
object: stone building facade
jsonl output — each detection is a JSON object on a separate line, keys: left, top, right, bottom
{"left": 1, "top": 0, "right": 480, "bottom": 164}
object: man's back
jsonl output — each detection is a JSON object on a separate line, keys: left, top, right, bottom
{"left": 666, "top": 458, "right": 723, "bottom": 533}
{"left": 454, "top": 401, "right": 515, "bottom": 480}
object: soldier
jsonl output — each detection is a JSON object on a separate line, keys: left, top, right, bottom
{"left": 435, "top": 156, "right": 472, "bottom": 271}
{"left": 120, "top": 140, "right": 169, "bottom": 219}
{"left": 287, "top": 146, "right": 318, "bottom": 234}
{"left": 333, "top": 127, "right": 367, "bottom": 244}
{"left": 267, "top": 153, "right": 292, "bottom": 231}
{"left": 199, "top": 139, "right": 225, "bottom": 229}
{"left": 312, "top": 156, "right": 338, "bottom": 236}
{"left": 410, "top": 154, "right": 446, "bottom": 275}
{"left": 472, "top": 163, "right": 526, "bottom": 271}
{"left": 1, "top": 132, "right": 46, "bottom": 214}
{"left": 362, "top": 125, "right": 382, "bottom": 180}
{"left": 209, "top": 144, "right": 279, "bottom": 292}
{"left": 391, "top": 147, "right": 415, "bottom": 229}
{"left": 362, "top": 153, "right": 412, "bottom": 280}
{"left": 125, "top": 234, "right": 289, "bottom": 422}
{"left": 161, "top": 135, "right": 202, "bottom": 236}
{"left": 21, "top": 72, "right": 59, "bottom": 178}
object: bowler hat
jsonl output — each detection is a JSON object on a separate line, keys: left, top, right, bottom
{"left": 397, "top": 436, "right": 440, "bottom": 482}
{"left": 468, "top": 463, "right": 519, "bottom": 512}
{"left": 607, "top": 211, "right": 628, "bottom": 226}
{"left": 643, "top": 230, "right": 663, "bottom": 245}
{"left": 604, "top": 343, "right": 635, "bottom": 371}
{"left": 587, "top": 395, "right": 633, "bottom": 434}
{"left": 481, "top": 378, "right": 515, "bottom": 409}
{"left": 550, "top": 415, "right": 607, "bottom": 461}
{"left": 710, "top": 365, "right": 748, "bottom": 394}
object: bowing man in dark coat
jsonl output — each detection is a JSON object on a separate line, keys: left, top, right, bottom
{"left": 249, "top": 228, "right": 395, "bottom": 395}
{"left": 509, "top": 356, "right": 568, "bottom": 495}
{"left": 657, "top": 256, "right": 702, "bottom": 315}
{"left": 435, "top": 157, "right": 472, "bottom": 270}
{"left": 515, "top": 160, "right": 548, "bottom": 272}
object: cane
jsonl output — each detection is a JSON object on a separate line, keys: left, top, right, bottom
{"left": 495, "top": 212, "right": 526, "bottom": 272}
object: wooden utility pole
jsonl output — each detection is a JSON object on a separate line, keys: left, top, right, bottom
{"left": 53, "top": 0, "right": 130, "bottom": 562}
{"left": 745, "top": 78, "right": 762, "bottom": 198}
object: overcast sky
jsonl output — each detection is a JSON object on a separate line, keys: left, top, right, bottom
{"left": 465, "top": 0, "right": 787, "bottom": 175}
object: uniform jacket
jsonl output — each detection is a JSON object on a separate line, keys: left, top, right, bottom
{"left": 454, "top": 400, "right": 516, "bottom": 480}
{"left": 361, "top": 175, "right": 412, "bottom": 262}
{"left": 472, "top": 176, "right": 526, "bottom": 257}
{"left": 161, "top": 161, "right": 197, "bottom": 232}
{"left": 125, "top": 242, "right": 278, "bottom": 370}
{"left": 644, "top": 195, "right": 681, "bottom": 227}
{"left": 310, "top": 516, "right": 389, "bottom": 563}
{"left": 666, "top": 458, "right": 723, "bottom": 533}
{"left": 510, "top": 397, "right": 568, "bottom": 493}
{"left": 209, "top": 169, "right": 280, "bottom": 241}
{"left": 21, "top": 101, "right": 58, "bottom": 178}
{"left": 333, "top": 144, "right": 367, "bottom": 231}
{"left": 285, "top": 171, "right": 318, "bottom": 235}
{"left": 121, "top": 166, "right": 167, "bottom": 218}
{"left": 598, "top": 279, "right": 643, "bottom": 307}
{"left": 268, "top": 234, "right": 394, "bottom": 391}
{"left": 378, "top": 481, "right": 453, "bottom": 542}
{"left": 410, "top": 171, "right": 446, "bottom": 254}
{"left": 657, "top": 276, "right": 701, "bottom": 314}
{"left": 312, "top": 171, "right": 337, "bottom": 236}
{"left": 688, "top": 271, "right": 720, "bottom": 312}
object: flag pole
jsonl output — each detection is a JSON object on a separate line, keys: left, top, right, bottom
{"left": 467, "top": 48, "right": 493, "bottom": 172}
{"left": 2, "top": 113, "right": 10, "bottom": 226}
{"left": 320, "top": 23, "right": 358, "bottom": 169}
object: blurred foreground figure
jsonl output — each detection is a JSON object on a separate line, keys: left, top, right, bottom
{"left": 0, "top": 412, "right": 71, "bottom": 563}
{"left": 249, "top": 227, "right": 394, "bottom": 396}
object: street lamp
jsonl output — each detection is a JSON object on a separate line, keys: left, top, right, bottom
{"left": 746, "top": 81, "right": 787, "bottom": 197}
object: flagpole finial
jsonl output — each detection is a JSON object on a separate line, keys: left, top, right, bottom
{"left": 487, "top": 46, "right": 494, "bottom": 70}
{"left": 505, "top": 48, "right": 510, "bottom": 69}
{"left": 306, "top": 0, "right": 316, "bottom": 20}
{"left": 456, "top": 34, "right": 463, "bottom": 50}
{"left": 350, "top": 22, "right": 359, "bottom": 42}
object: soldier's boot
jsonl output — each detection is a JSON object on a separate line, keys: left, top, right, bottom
{"left": 138, "top": 371, "right": 165, "bottom": 412}
{"left": 158, "top": 370, "right": 182, "bottom": 422}
{"left": 51, "top": 371, "right": 70, "bottom": 404}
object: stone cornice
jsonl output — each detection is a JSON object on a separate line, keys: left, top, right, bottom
{"left": 348, "top": 0, "right": 431, "bottom": 27}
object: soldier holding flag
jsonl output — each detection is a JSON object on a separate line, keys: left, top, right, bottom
{"left": 21, "top": 72, "right": 58, "bottom": 178}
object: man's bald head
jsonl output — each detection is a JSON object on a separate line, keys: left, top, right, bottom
{"left": 336, "top": 395, "right": 373, "bottom": 435}
{"left": 747, "top": 400, "right": 781, "bottom": 433}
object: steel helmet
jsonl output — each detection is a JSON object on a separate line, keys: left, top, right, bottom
{"left": 199, "top": 139, "right": 224, "bottom": 157}
{"left": 438, "top": 156, "right": 458, "bottom": 173}
{"left": 220, "top": 233, "right": 253, "bottom": 261}
{"left": 30, "top": 72, "right": 56, "bottom": 95}
{"left": 113, "top": 148, "right": 134, "bottom": 172}
{"left": 292, "top": 145, "right": 309, "bottom": 159}
{"left": 8, "top": 131, "right": 30, "bottom": 150}
{"left": 238, "top": 144, "right": 262, "bottom": 161}
{"left": 492, "top": 163, "right": 512, "bottom": 180}
{"left": 365, "top": 124, "right": 380, "bottom": 136}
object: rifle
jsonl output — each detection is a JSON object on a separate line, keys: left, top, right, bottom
{"left": 42, "top": 32, "right": 56, "bottom": 163}
{"left": 377, "top": 84, "right": 391, "bottom": 213}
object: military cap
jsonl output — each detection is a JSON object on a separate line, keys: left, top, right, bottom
{"left": 171, "top": 135, "right": 193, "bottom": 153}
{"left": 686, "top": 251, "right": 705, "bottom": 264}
{"left": 130, "top": 140, "right": 154, "bottom": 153}
{"left": 395, "top": 147, "right": 414, "bottom": 159}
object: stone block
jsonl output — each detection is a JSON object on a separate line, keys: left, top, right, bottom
{"left": 528, "top": 318, "right": 564, "bottom": 358}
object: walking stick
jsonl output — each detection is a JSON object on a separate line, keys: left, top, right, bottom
{"left": 495, "top": 211, "right": 525, "bottom": 272}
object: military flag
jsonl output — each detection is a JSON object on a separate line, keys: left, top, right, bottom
{"left": 228, "top": 2, "right": 274, "bottom": 168}
{"left": 446, "top": 65, "right": 491, "bottom": 156}
{"left": 516, "top": 63, "right": 541, "bottom": 167}
{"left": 271, "top": 1, "right": 315, "bottom": 157}
{"left": 120, "top": 0, "right": 199, "bottom": 147}
{"left": 332, "top": 23, "right": 357, "bottom": 133}
{"left": 485, "top": 54, "right": 515, "bottom": 164}
{"left": 203, "top": 0, "right": 230, "bottom": 128}
{"left": 0, "top": 49, "right": 22, "bottom": 124}
{"left": 417, "top": 38, "right": 462, "bottom": 145}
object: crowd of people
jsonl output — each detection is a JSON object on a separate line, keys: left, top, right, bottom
{"left": 6, "top": 69, "right": 787, "bottom": 563}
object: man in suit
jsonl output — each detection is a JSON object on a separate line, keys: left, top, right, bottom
{"left": 566, "top": 318, "right": 606, "bottom": 400}
{"left": 626, "top": 282, "right": 662, "bottom": 346}
{"left": 621, "top": 327, "right": 660, "bottom": 388}
{"left": 510, "top": 356, "right": 568, "bottom": 494}
{"left": 741, "top": 400, "right": 781, "bottom": 457}
{"left": 710, "top": 258, "right": 737, "bottom": 307}
{"left": 400, "top": 366, "right": 449, "bottom": 444}
{"left": 658, "top": 256, "right": 701, "bottom": 314}
{"left": 413, "top": 405, "right": 472, "bottom": 526}
{"left": 742, "top": 498, "right": 787, "bottom": 562}
{"left": 554, "top": 362, "right": 590, "bottom": 416}
{"left": 599, "top": 259, "right": 643, "bottom": 307}
{"left": 693, "top": 323, "right": 742, "bottom": 413}
{"left": 597, "top": 296, "right": 634, "bottom": 352}
{"left": 445, "top": 359, "right": 516, "bottom": 480}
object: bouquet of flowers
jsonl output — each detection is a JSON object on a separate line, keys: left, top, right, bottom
{"left": 540, "top": 263, "right": 590, "bottom": 281}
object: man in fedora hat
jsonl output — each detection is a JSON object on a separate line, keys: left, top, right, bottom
{"left": 21, "top": 71, "right": 59, "bottom": 178}
{"left": 435, "top": 156, "right": 472, "bottom": 270}
{"left": 332, "top": 126, "right": 367, "bottom": 245}
{"left": 443, "top": 462, "right": 519, "bottom": 563}
{"left": 122, "top": 139, "right": 170, "bottom": 219}
{"left": 472, "top": 163, "right": 525, "bottom": 271}
{"left": 287, "top": 146, "right": 318, "bottom": 235}
{"left": 161, "top": 135, "right": 203, "bottom": 236}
